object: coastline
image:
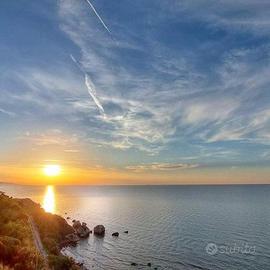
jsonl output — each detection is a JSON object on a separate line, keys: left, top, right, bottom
{"left": 0, "top": 190, "right": 87, "bottom": 270}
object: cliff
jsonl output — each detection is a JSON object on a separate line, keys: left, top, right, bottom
{"left": 0, "top": 192, "right": 81, "bottom": 270}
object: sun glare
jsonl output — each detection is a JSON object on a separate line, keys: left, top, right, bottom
{"left": 42, "top": 185, "right": 55, "bottom": 213}
{"left": 43, "top": 164, "right": 61, "bottom": 177}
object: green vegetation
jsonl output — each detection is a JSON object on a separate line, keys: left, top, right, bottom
{"left": 0, "top": 193, "right": 44, "bottom": 270}
{"left": 17, "top": 198, "right": 74, "bottom": 254}
{"left": 0, "top": 193, "right": 81, "bottom": 270}
{"left": 48, "top": 255, "right": 79, "bottom": 270}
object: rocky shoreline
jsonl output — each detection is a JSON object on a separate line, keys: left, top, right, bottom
{"left": 0, "top": 191, "right": 90, "bottom": 270}
{"left": 0, "top": 190, "right": 157, "bottom": 269}
{"left": 61, "top": 218, "right": 156, "bottom": 269}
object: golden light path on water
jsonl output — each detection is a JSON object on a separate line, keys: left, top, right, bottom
{"left": 42, "top": 185, "right": 55, "bottom": 214}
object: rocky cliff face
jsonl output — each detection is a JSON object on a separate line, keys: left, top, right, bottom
{"left": 0, "top": 192, "right": 81, "bottom": 270}
{"left": 17, "top": 197, "right": 75, "bottom": 245}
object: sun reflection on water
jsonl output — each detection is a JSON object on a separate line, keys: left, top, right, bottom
{"left": 42, "top": 185, "right": 55, "bottom": 214}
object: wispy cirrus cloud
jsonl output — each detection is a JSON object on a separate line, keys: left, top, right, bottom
{"left": 1, "top": 0, "right": 270, "bottom": 174}
{"left": 182, "top": 98, "right": 240, "bottom": 125}
{"left": 18, "top": 129, "right": 79, "bottom": 147}
{"left": 0, "top": 108, "right": 15, "bottom": 117}
{"left": 170, "top": 0, "right": 270, "bottom": 36}
{"left": 56, "top": 0, "right": 270, "bottom": 160}
{"left": 70, "top": 54, "right": 106, "bottom": 118}
{"left": 126, "top": 163, "right": 199, "bottom": 172}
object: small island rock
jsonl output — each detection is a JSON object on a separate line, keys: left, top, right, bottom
{"left": 94, "top": 224, "right": 105, "bottom": 236}
{"left": 112, "top": 232, "right": 119, "bottom": 237}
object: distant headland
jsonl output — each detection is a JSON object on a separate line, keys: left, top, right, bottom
{"left": 0, "top": 191, "right": 86, "bottom": 270}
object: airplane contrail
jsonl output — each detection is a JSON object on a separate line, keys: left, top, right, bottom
{"left": 70, "top": 54, "right": 84, "bottom": 73}
{"left": 70, "top": 54, "right": 106, "bottom": 118}
{"left": 84, "top": 0, "right": 111, "bottom": 35}
{"left": 85, "top": 74, "right": 105, "bottom": 116}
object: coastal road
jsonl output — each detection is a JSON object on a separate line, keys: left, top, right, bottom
{"left": 28, "top": 216, "right": 50, "bottom": 270}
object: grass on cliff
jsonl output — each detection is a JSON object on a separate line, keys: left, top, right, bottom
{"left": 0, "top": 193, "right": 80, "bottom": 270}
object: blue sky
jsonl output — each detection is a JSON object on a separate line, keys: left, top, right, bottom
{"left": 0, "top": 0, "right": 270, "bottom": 183}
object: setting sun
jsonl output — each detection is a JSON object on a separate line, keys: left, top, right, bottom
{"left": 43, "top": 165, "right": 61, "bottom": 177}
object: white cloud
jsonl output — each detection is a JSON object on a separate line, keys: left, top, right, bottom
{"left": 173, "top": 0, "right": 270, "bottom": 36}
{"left": 182, "top": 98, "right": 239, "bottom": 125}
{"left": 2, "top": 0, "right": 270, "bottom": 167}
{"left": 126, "top": 162, "right": 199, "bottom": 172}
{"left": 0, "top": 108, "right": 15, "bottom": 117}
{"left": 56, "top": 0, "right": 270, "bottom": 156}
{"left": 18, "top": 129, "right": 79, "bottom": 147}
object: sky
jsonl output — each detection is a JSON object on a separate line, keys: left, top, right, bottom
{"left": 0, "top": 0, "right": 270, "bottom": 185}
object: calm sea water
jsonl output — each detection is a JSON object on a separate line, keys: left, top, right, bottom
{"left": 1, "top": 184, "right": 270, "bottom": 270}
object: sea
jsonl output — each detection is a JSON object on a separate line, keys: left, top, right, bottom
{"left": 0, "top": 183, "right": 270, "bottom": 270}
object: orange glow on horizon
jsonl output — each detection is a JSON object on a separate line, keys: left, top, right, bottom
{"left": 1, "top": 163, "right": 270, "bottom": 185}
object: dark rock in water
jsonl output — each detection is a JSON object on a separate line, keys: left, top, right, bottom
{"left": 124, "top": 230, "right": 129, "bottom": 234}
{"left": 77, "top": 263, "right": 88, "bottom": 270}
{"left": 72, "top": 219, "right": 76, "bottom": 223}
{"left": 94, "top": 225, "right": 105, "bottom": 236}
{"left": 65, "top": 212, "right": 67, "bottom": 215}
{"left": 73, "top": 220, "right": 81, "bottom": 229}
{"left": 72, "top": 220, "right": 90, "bottom": 238}
{"left": 90, "top": 230, "right": 92, "bottom": 234}
{"left": 66, "top": 217, "right": 70, "bottom": 220}
{"left": 154, "top": 268, "right": 157, "bottom": 270}
{"left": 147, "top": 262, "right": 151, "bottom": 267}
{"left": 112, "top": 232, "right": 119, "bottom": 237}
{"left": 131, "top": 262, "right": 137, "bottom": 266}
{"left": 82, "top": 222, "right": 87, "bottom": 227}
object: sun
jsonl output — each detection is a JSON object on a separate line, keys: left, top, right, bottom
{"left": 43, "top": 164, "right": 61, "bottom": 177}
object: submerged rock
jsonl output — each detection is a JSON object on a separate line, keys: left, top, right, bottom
{"left": 67, "top": 233, "right": 80, "bottom": 241}
{"left": 94, "top": 225, "right": 105, "bottom": 236}
{"left": 112, "top": 232, "right": 119, "bottom": 237}
{"left": 124, "top": 230, "right": 129, "bottom": 234}
{"left": 131, "top": 262, "right": 137, "bottom": 266}
{"left": 147, "top": 262, "right": 151, "bottom": 267}
{"left": 60, "top": 233, "right": 80, "bottom": 248}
